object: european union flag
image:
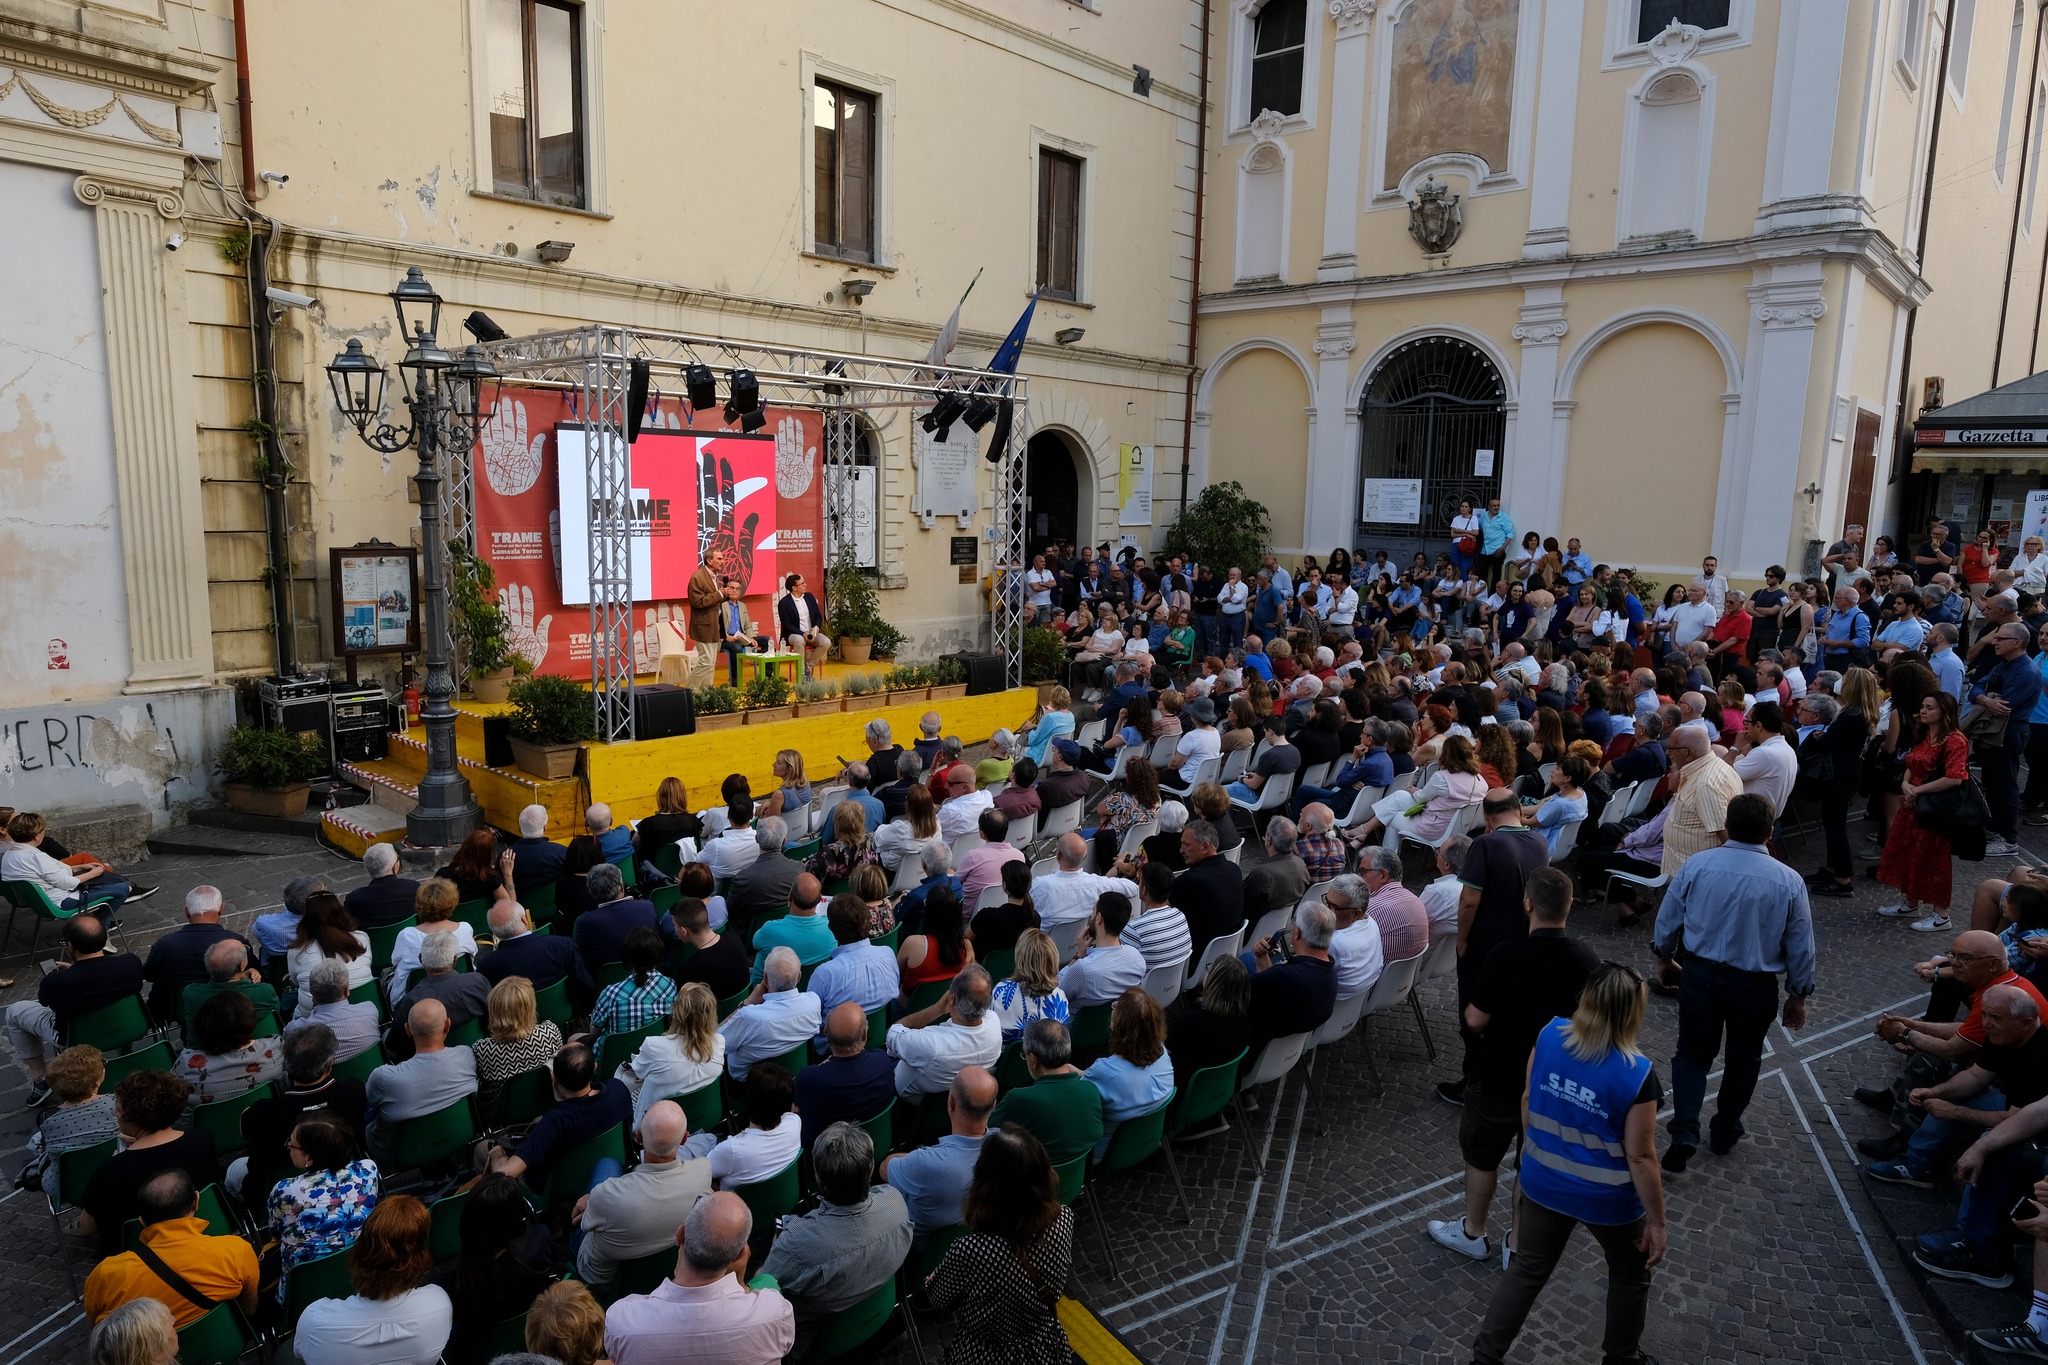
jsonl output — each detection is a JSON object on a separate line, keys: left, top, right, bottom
{"left": 982, "top": 292, "right": 1038, "bottom": 463}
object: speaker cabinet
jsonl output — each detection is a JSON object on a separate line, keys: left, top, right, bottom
{"left": 951, "top": 652, "right": 1006, "bottom": 696}
{"left": 634, "top": 684, "right": 697, "bottom": 739}
{"left": 481, "top": 716, "right": 515, "bottom": 769}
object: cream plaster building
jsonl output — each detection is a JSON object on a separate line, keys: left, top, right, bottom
{"left": 0, "top": 0, "right": 1203, "bottom": 818}
{"left": 1195, "top": 0, "right": 2048, "bottom": 585}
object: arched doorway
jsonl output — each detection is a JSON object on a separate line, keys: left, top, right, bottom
{"left": 1358, "top": 336, "right": 1506, "bottom": 555}
{"left": 1026, "top": 430, "right": 1084, "bottom": 556}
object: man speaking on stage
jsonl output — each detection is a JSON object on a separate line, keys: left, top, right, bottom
{"left": 688, "top": 546, "right": 726, "bottom": 688}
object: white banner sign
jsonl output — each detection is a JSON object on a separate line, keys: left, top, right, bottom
{"left": 1361, "top": 477, "right": 1424, "bottom": 525}
{"left": 2023, "top": 489, "right": 2048, "bottom": 550}
{"left": 912, "top": 413, "right": 979, "bottom": 527}
{"left": 846, "top": 464, "right": 878, "bottom": 569}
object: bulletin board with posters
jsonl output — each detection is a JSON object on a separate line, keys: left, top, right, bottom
{"left": 469, "top": 386, "right": 825, "bottom": 680}
{"left": 330, "top": 544, "right": 419, "bottom": 655}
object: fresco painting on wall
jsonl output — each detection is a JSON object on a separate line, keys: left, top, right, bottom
{"left": 1383, "top": 0, "right": 1521, "bottom": 190}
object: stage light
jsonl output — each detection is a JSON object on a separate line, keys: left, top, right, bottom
{"left": 922, "top": 391, "right": 968, "bottom": 442}
{"left": 741, "top": 408, "right": 768, "bottom": 433}
{"left": 463, "top": 311, "right": 508, "bottom": 342}
{"left": 821, "top": 359, "right": 847, "bottom": 398}
{"left": 686, "top": 364, "right": 718, "bottom": 410}
{"left": 724, "top": 369, "right": 760, "bottom": 423}
{"left": 963, "top": 396, "right": 998, "bottom": 432}
{"left": 626, "top": 357, "right": 652, "bottom": 443}
{"left": 1055, "top": 327, "right": 1086, "bottom": 346}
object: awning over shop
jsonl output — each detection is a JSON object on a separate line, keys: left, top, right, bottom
{"left": 1911, "top": 446, "right": 2048, "bottom": 475}
{"left": 1915, "top": 368, "right": 2048, "bottom": 467}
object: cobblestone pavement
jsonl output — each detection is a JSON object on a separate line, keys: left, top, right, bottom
{"left": 0, "top": 813, "right": 1990, "bottom": 1363}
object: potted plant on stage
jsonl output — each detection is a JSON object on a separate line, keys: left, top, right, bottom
{"left": 826, "top": 545, "right": 878, "bottom": 665}
{"left": 218, "top": 724, "right": 326, "bottom": 818}
{"left": 927, "top": 656, "right": 969, "bottom": 702}
{"left": 1023, "top": 625, "right": 1067, "bottom": 705}
{"left": 743, "top": 669, "right": 794, "bottom": 721}
{"left": 794, "top": 676, "right": 842, "bottom": 718}
{"left": 505, "top": 673, "right": 596, "bottom": 779}
{"left": 841, "top": 672, "right": 887, "bottom": 712}
{"left": 886, "top": 664, "right": 928, "bottom": 703}
{"left": 695, "top": 683, "right": 745, "bottom": 732}
{"left": 450, "top": 540, "right": 519, "bottom": 702}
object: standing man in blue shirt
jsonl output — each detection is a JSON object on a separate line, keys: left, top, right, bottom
{"left": 1971, "top": 622, "right": 2044, "bottom": 857}
{"left": 1475, "top": 497, "right": 1514, "bottom": 589}
{"left": 1560, "top": 537, "right": 1593, "bottom": 587}
{"left": 1252, "top": 571, "right": 1287, "bottom": 639}
{"left": 1652, "top": 794, "right": 1815, "bottom": 1172}
{"left": 1927, "top": 622, "right": 1967, "bottom": 702}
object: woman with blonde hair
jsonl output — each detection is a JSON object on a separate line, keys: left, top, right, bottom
{"left": 1348, "top": 733, "right": 1487, "bottom": 850}
{"left": 810, "top": 797, "right": 883, "bottom": 883}
{"left": 876, "top": 783, "right": 941, "bottom": 872}
{"left": 469, "top": 976, "right": 563, "bottom": 1126}
{"left": 989, "top": 928, "right": 1071, "bottom": 1041}
{"left": 86, "top": 1299, "right": 177, "bottom": 1365}
{"left": 1021, "top": 685, "right": 1077, "bottom": 764}
{"left": 525, "top": 1279, "right": 609, "bottom": 1365}
{"left": 850, "top": 862, "right": 897, "bottom": 937}
{"left": 620, "top": 981, "right": 724, "bottom": 1123}
{"left": 755, "top": 748, "right": 812, "bottom": 823}
{"left": 387, "top": 877, "right": 479, "bottom": 1005}
{"left": 1466, "top": 961, "right": 1664, "bottom": 1365}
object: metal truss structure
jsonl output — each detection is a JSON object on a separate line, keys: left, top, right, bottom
{"left": 469, "top": 324, "right": 1030, "bottom": 741}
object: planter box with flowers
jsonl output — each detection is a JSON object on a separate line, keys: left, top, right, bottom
{"left": 841, "top": 673, "right": 888, "bottom": 712}
{"left": 694, "top": 684, "right": 746, "bottom": 731}
{"left": 885, "top": 664, "right": 930, "bottom": 704}
{"left": 217, "top": 724, "right": 327, "bottom": 817}
{"left": 505, "top": 673, "right": 596, "bottom": 779}
{"left": 794, "top": 677, "right": 842, "bottom": 718}
{"left": 926, "top": 656, "right": 969, "bottom": 703}
{"left": 743, "top": 670, "right": 795, "bottom": 722}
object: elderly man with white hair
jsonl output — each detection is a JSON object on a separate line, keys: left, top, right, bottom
{"left": 586, "top": 802, "right": 632, "bottom": 864}
{"left": 572, "top": 1098, "right": 714, "bottom": 1287}
{"left": 142, "top": 886, "right": 253, "bottom": 1025}
{"left": 1032, "top": 832, "right": 1139, "bottom": 931}
{"left": 479, "top": 899, "right": 591, "bottom": 1000}
{"left": 719, "top": 947, "right": 823, "bottom": 1081}
{"left": 1321, "top": 873, "right": 1384, "bottom": 1002}
{"left": 936, "top": 765, "right": 994, "bottom": 843}
{"left": 1661, "top": 721, "right": 1744, "bottom": 876}
{"left": 342, "top": 841, "right": 419, "bottom": 930}
{"left": 1245, "top": 900, "right": 1339, "bottom": 1048}
{"left": 508, "top": 802, "right": 568, "bottom": 890}
{"left": 602, "top": 1191, "right": 795, "bottom": 1361}
{"left": 888, "top": 964, "right": 1002, "bottom": 1099}
{"left": 283, "top": 958, "right": 380, "bottom": 1061}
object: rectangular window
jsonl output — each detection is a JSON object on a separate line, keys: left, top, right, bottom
{"left": 1899, "top": 0, "right": 1928, "bottom": 76}
{"left": 1997, "top": 1, "right": 2025, "bottom": 181}
{"left": 1037, "top": 150, "right": 1082, "bottom": 301}
{"left": 1249, "top": 0, "right": 1307, "bottom": 120}
{"left": 2028, "top": 84, "right": 2047, "bottom": 227}
{"left": 1950, "top": 0, "right": 1979, "bottom": 101}
{"left": 1637, "top": 0, "right": 1731, "bottom": 42}
{"left": 814, "top": 81, "right": 876, "bottom": 262}
{"left": 486, "top": 0, "right": 586, "bottom": 206}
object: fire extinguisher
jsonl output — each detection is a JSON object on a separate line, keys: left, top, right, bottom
{"left": 402, "top": 674, "right": 422, "bottom": 723}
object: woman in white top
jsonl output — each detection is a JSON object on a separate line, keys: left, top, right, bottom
{"left": 2015, "top": 536, "right": 2048, "bottom": 595}
{"left": 385, "top": 879, "right": 478, "bottom": 1005}
{"left": 1510, "top": 531, "right": 1543, "bottom": 583}
{"left": 707, "top": 1063, "right": 802, "bottom": 1188}
{"left": 292, "top": 1194, "right": 452, "bottom": 1365}
{"left": 875, "top": 784, "right": 942, "bottom": 873}
{"left": 988, "top": 930, "right": 1073, "bottom": 1043}
{"left": 286, "top": 894, "right": 373, "bottom": 1018}
{"left": 620, "top": 982, "right": 728, "bottom": 1124}
{"left": 1449, "top": 498, "right": 1483, "bottom": 578}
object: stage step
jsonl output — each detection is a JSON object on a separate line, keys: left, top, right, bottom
{"left": 339, "top": 760, "right": 420, "bottom": 816}
{"left": 331, "top": 732, "right": 584, "bottom": 843}
{"left": 321, "top": 803, "right": 408, "bottom": 859}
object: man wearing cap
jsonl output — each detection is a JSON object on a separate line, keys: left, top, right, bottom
{"left": 1039, "top": 739, "right": 1096, "bottom": 811}
{"left": 1160, "top": 697, "right": 1223, "bottom": 793}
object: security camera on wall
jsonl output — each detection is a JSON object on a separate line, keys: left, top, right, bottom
{"left": 266, "top": 287, "right": 317, "bottom": 310}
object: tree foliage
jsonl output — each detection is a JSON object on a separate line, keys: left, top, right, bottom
{"left": 1162, "top": 481, "right": 1273, "bottom": 575}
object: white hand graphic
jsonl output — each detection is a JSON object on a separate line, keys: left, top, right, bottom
{"left": 775, "top": 414, "right": 816, "bottom": 499}
{"left": 499, "top": 583, "right": 554, "bottom": 671}
{"left": 479, "top": 397, "right": 546, "bottom": 496}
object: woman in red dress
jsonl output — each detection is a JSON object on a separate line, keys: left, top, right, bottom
{"left": 1876, "top": 691, "right": 1970, "bottom": 932}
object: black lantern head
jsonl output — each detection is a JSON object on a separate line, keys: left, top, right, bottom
{"left": 450, "top": 344, "right": 499, "bottom": 422}
{"left": 390, "top": 266, "right": 443, "bottom": 344}
{"left": 740, "top": 407, "right": 768, "bottom": 434}
{"left": 326, "top": 338, "right": 387, "bottom": 427}
{"left": 922, "top": 391, "right": 968, "bottom": 442}
{"left": 723, "top": 369, "right": 760, "bottom": 423}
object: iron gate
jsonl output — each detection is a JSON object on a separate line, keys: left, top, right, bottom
{"left": 1357, "top": 336, "right": 1507, "bottom": 540}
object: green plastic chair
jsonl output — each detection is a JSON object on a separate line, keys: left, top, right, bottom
{"left": 62, "top": 995, "right": 150, "bottom": 1052}
{"left": 775, "top": 1041, "right": 812, "bottom": 1075}
{"left": 611, "top": 855, "right": 639, "bottom": 889}
{"left": 905, "top": 1093, "right": 952, "bottom": 1149}
{"left": 449, "top": 1016, "right": 485, "bottom": 1047}
{"left": 45, "top": 1136, "right": 116, "bottom": 1295}
{"left": 98, "top": 1039, "right": 174, "bottom": 1090}
{"left": 533, "top": 976, "right": 574, "bottom": 1026}
{"left": 1, "top": 877, "right": 113, "bottom": 962}
{"left": 860, "top": 1098, "right": 896, "bottom": 1155}
{"left": 1167, "top": 1048, "right": 1247, "bottom": 1138}
{"left": 495, "top": 1065, "right": 556, "bottom": 1128}
{"left": 783, "top": 835, "right": 824, "bottom": 866}
{"left": 978, "top": 948, "right": 1015, "bottom": 983}
{"left": 122, "top": 1182, "right": 238, "bottom": 1254}
{"left": 650, "top": 883, "right": 683, "bottom": 915}
{"left": 596, "top": 1020, "right": 661, "bottom": 1079}
{"left": 330, "top": 1046, "right": 382, "bottom": 1085}
{"left": 523, "top": 880, "right": 559, "bottom": 924}
{"left": 993, "top": 1041, "right": 1033, "bottom": 1094}
{"left": 386, "top": 1095, "right": 479, "bottom": 1171}
{"left": 905, "top": 976, "right": 956, "bottom": 1014}
{"left": 364, "top": 916, "right": 416, "bottom": 973}
{"left": 597, "top": 959, "right": 632, "bottom": 989}
{"left": 480, "top": 1311, "right": 530, "bottom": 1362}
{"left": 652, "top": 843, "right": 684, "bottom": 880}
{"left": 535, "top": 1121, "right": 626, "bottom": 1209}
{"left": 347, "top": 978, "right": 389, "bottom": 1025}
{"left": 1079, "top": 1093, "right": 1185, "bottom": 1279}
{"left": 189, "top": 1084, "right": 276, "bottom": 1155}
{"left": 664, "top": 1076, "right": 725, "bottom": 1135}
{"left": 733, "top": 1157, "right": 801, "bottom": 1226}
{"left": 454, "top": 897, "right": 494, "bottom": 940}
{"left": 175, "top": 1302, "right": 252, "bottom": 1365}
{"left": 865, "top": 1005, "right": 888, "bottom": 1050}
{"left": 809, "top": 1276, "right": 899, "bottom": 1359}
{"left": 610, "top": 1245, "right": 676, "bottom": 1300}
{"left": 282, "top": 1244, "right": 355, "bottom": 1328}
{"left": 869, "top": 924, "right": 901, "bottom": 951}
{"left": 716, "top": 985, "right": 751, "bottom": 1020}
{"left": 1070, "top": 1002, "right": 1112, "bottom": 1055}
{"left": 1051, "top": 1151, "right": 1087, "bottom": 1205}
{"left": 428, "top": 1188, "right": 469, "bottom": 1262}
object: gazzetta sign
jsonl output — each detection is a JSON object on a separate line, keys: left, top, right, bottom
{"left": 1917, "top": 427, "right": 2048, "bottom": 445}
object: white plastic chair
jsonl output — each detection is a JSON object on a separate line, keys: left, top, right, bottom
{"left": 1547, "top": 816, "right": 1583, "bottom": 865}
{"left": 951, "top": 831, "right": 982, "bottom": 865}
{"left": 1005, "top": 809, "right": 1039, "bottom": 849}
{"left": 1038, "top": 799, "right": 1084, "bottom": 841}
{"left": 1117, "top": 821, "right": 1158, "bottom": 858}
{"left": 811, "top": 786, "right": 849, "bottom": 838}
{"left": 1221, "top": 843, "right": 1243, "bottom": 865}
{"left": 1232, "top": 1031, "right": 1311, "bottom": 1172}
{"left": 1075, "top": 718, "right": 1108, "bottom": 748}
{"left": 889, "top": 851, "right": 926, "bottom": 894}
{"left": 1186, "top": 928, "right": 1244, "bottom": 987}
{"left": 1598, "top": 782, "right": 1638, "bottom": 829}
{"left": 1229, "top": 772, "right": 1297, "bottom": 825}
{"left": 1296, "top": 759, "right": 1336, "bottom": 789}
{"left": 1047, "top": 916, "right": 1088, "bottom": 965}
{"left": 1538, "top": 761, "right": 1558, "bottom": 789}
{"left": 1356, "top": 948, "right": 1428, "bottom": 1094}
{"left": 973, "top": 883, "right": 1009, "bottom": 912}
{"left": 1408, "top": 934, "right": 1459, "bottom": 1061}
{"left": 1627, "top": 779, "right": 1659, "bottom": 818}
{"left": 1246, "top": 904, "right": 1292, "bottom": 950}
{"left": 1147, "top": 734, "right": 1180, "bottom": 766}
{"left": 1388, "top": 770, "right": 1420, "bottom": 794}
{"left": 1396, "top": 798, "right": 1482, "bottom": 857}
{"left": 1217, "top": 746, "right": 1252, "bottom": 784}
{"left": 1029, "top": 856, "right": 1060, "bottom": 881}
{"left": 1141, "top": 956, "right": 1185, "bottom": 1009}
{"left": 1307, "top": 989, "right": 1369, "bottom": 1054}
{"left": 1337, "top": 786, "right": 1387, "bottom": 832}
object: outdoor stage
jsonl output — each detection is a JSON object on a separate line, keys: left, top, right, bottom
{"left": 319, "top": 672, "right": 1037, "bottom": 857}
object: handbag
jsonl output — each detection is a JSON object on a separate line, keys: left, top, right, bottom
{"left": 1914, "top": 775, "right": 1990, "bottom": 841}
{"left": 1456, "top": 535, "right": 1478, "bottom": 555}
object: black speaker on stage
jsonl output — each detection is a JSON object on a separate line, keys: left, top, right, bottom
{"left": 951, "top": 652, "right": 1005, "bottom": 696}
{"left": 481, "top": 715, "right": 515, "bottom": 769}
{"left": 634, "top": 684, "right": 696, "bottom": 739}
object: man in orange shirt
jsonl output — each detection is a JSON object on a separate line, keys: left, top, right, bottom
{"left": 83, "top": 1169, "right": 259, "bottom": 1327}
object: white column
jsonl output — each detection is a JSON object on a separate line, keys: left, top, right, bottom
{"left": 1522, "top": 0, "right": 1587, "bottom": 259}
{"left": 74, "top": 175, "right": 213, "bottom": 691}
{"left": 1507, "top": 288, "right": 1568, "bottom": 532}
{"left": 1318, "top": 0, "right": 1376, "bottom": 280}
{"left": 1719, "top": 271, "right": 1828, "bottom": 577}
{"left": 1304, "top": 312, "right": 1357, "bottom": 552}
{"left": 1755, "top": 0, "right": 1855, "bottom": 233}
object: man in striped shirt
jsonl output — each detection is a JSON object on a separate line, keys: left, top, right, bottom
{"left": 1295, "top": 804, "right": 1347, "bottom": 883}
{"left": 1122, "top": 862, "right": 1192, "bottom": 981}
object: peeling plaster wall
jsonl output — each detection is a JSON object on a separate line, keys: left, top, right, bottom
{"left": 0, "top": 160, "right": 130, "bottom": 705}
{"left": 0, "top": 688, "right": 234, "bottom": 824}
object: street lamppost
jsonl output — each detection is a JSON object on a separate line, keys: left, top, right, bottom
{"left": 325, "top": 266, "right": 498, "bottom": 849}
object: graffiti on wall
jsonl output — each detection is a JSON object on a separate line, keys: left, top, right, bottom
{"left": 0, "top": 691, "right": 229, "bottom": 818}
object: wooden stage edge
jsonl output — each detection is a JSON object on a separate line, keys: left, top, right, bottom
{"left": 320, "top": 686, "right": 1039, "bottom": 856}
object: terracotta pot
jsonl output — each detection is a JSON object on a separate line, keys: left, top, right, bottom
{"left": 508, "top": 736, "right": 581, "bottom": 780}
{"left": 842, "top": 692, "right": 887, "bottom": 712}
{"left": 794, "top": 700, "right": 844, "bottom": 718}
{"left": 837, "top": 637, "right": 874, "bottom": 665}
{"left": 749, "top": 704, "right": 799, "bottom": 723}
{"left": 1034, "top": 681, "right": 1060, "bottom": 706}
{"left": 928, "top": 683, "right": 970, "bottom": 702}
{"left": 694, "top": 711, "right": 745, "bottom": 732}
{"left": 224, "top": 782, "right": 311, "bottom": 818}
{"left": 468, "top": 668, "right": 515, "bottom": 703}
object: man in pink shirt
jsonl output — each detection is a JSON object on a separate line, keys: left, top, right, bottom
{"left": 956, "top": 809, "right": 1023, "bottom": 912}
{"left": 1358, "top": 844, "right": 1430, "bottom": 962}
{"left": 605, "top": 1190, "right": 794, "bottom": 1365}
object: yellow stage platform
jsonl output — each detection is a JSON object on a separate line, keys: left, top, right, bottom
{"left": 319, "top": 681, "right": 1037, "bottom": 856}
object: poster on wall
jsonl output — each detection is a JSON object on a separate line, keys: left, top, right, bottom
{"left": 846, "top": 464, "right": 878, "bottom": 569}
{"left": 913, "top": 414, "right": 979, "bottom": 527}
{"left": 470, "top": 387, "right": 823, "bottom": 678}
{"left": 1361, "top": 478, "right": 1424, "bottom": 524}
{"left": 1118, "top": 444, "right": 1153, "bottom": 526}
{"left": 2023, "top": 489, "right": 2048, "bottom": 552}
